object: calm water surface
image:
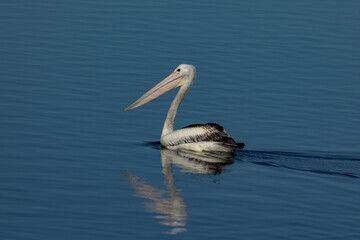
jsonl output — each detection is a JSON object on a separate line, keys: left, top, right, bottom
{"left": 1, "top": 1, "right": 360, "bottom": 239}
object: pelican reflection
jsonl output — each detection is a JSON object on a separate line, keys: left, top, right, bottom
{"left": 121, "top": 148, "right": 234, "bottom": 234}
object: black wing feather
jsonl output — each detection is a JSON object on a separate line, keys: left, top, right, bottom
{"left": 178, "top": 123, "right": 244, "bottom": 148}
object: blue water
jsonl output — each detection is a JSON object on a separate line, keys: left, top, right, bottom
{"left": 1, "top": 1, "right": 360, "bottom": 239}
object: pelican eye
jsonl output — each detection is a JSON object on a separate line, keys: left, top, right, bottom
{"left": 176, "top": 69, "right": 181, "bottom": 72}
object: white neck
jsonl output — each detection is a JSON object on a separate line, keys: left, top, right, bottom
{"left": 161, "top": 83, "right": 191, "bottom": 137}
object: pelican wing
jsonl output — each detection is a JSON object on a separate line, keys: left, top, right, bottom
{"left": 161, "top": 123, "right": 243, "bottom": 148}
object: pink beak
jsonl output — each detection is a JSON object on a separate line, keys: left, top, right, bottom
{"left": 124, "top": 72, "right": 183, "bottom": 112}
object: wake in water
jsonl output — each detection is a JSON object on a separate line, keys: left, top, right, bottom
{"left": 144, "top": 141, "right": 360, "bottom": 179}
{"left": 236, "top": 150, "right": 360, "bottom": 179}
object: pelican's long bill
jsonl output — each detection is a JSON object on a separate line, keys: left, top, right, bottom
{"left": 124, "top": 72, "right": 184, "bottom": 112}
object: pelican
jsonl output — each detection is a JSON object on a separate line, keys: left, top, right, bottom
{"left": 124, "top": 64, "right": 245, "bottom": 152}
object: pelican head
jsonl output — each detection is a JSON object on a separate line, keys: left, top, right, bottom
{"left": 124, "top": 64, "right": 196, "bottom": 112}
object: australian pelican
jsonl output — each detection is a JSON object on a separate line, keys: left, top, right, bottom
{"left": 124, "top": 64, "right": 244, "bottom": 152}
